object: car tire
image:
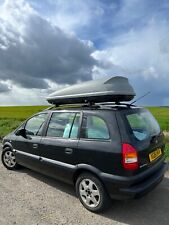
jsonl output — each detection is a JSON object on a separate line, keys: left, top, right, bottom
{"left": 1, "top": 148, "right": 19, "bottom": 170}
{"left": 76, "top": 172, "right": 111, "bottom": 213}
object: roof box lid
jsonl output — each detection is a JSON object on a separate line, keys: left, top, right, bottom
{"left": 47, "top": 76, "right": 136, "bottom": 105}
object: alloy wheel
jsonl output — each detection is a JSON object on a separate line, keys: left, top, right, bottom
{"left": 79, "top": 178, "right": 100, "bottom": 208}
{"left": 3, "top": 150, "right": 16, "bottom": 168}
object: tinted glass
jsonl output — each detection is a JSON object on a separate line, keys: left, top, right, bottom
{"left": 25, "top": 114, "right": 48, "bottom": 136}
{"left": 46, "top": 112, "right": 78, "bottom": 138}
{"left": 81, "top": 115, "right": 109, "bottom": 140}
{"left": 126, "top": 110, "right": 160, "bottom": 141}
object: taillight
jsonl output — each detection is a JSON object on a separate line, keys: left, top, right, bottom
{"left": 122, "top": 143, "right": 138, "bottom": 170}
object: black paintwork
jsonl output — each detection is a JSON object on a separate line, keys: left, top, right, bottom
{"left": 2, "top": 105, "right": 166, "bottom": 199}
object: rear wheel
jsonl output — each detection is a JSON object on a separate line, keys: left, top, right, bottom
{"left": 76, "top": 173, "right": 111, "bottom": 213}
{"left": 1, "top": 148, "right": 19, "bottom": 170}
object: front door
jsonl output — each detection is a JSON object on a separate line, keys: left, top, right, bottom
{"left": 14, "top": 113, "right": 48, "bottom": 172}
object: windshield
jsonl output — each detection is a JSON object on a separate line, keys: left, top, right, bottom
{"left": 126, "top": 109, "right": 160, "bottom": 141}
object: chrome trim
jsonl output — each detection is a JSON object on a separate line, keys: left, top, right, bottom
{"left": 139, "top": 163, "right": 148, "bottom": 168}
{"left": 15, "top": 150, "right": 76, "bottom": 169}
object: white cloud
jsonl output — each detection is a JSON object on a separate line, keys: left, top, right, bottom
{"left": 0, "top": 85, "right": 47, "bottom": 106}
{"left": 34, "top": 0, "right": 104, "bottom": 34}
{"left": 0, "top": 0, "right": 95, "bottom": 88}
{"left": 0, "top": 0, "right": 168, "bottom": 106}
{"left": 0, "top": 79, "right": 70, "bottom": 105}
{"left": 92, "top": 21, "right": 169, "bottom": 105}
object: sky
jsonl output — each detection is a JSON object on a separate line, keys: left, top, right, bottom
{"left": 0, "top": 0, "right": 169, "bottom": 105}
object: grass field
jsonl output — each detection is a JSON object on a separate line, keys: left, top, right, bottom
{"left": 0, "top": 106, "right": 47, "bottom": 138}
{"left": 147, "top": 107, "right": 169, "bottom": 131}
{"left": 146, "top": 107, "right": 169, "bottom": 158}
{"left": 0, "top": 105, "right": 168, "bottom": 157}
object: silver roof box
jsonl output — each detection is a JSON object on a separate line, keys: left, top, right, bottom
{"left": 47, "top": 76, "right": 135, "bottom": 105}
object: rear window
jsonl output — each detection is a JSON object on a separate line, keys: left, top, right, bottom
{"left": 126, "top": 109, "right": 160, "bottom": 141}
{"left": 81, "top": 115, "right": 110, "bottom": 140}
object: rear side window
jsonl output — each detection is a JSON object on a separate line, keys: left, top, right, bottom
{"left": 81, "top": 115, "right": 109, "bottom": 140}
{"left": 126, "top": 110, "right": 160, "bottom": 141}
{"left": 46, "top": 112, "right": 80, "bottom": 138}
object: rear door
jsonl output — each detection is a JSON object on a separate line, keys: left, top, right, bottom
{"left": 118, "top": 108, "right": 165, "bottom": 173}
{"left": 77, "top": 111, "right": 122, "bottom": 175}
{"left": 38, "top": 111, "right": 81, "bottom": 183}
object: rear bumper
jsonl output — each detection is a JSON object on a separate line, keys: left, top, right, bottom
{"left": 100, "top": 158, "right": 167, "bottom": 200}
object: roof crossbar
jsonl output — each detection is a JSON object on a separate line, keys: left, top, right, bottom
{"left": 43, "top": 101, "right": 135, "bottom": 111}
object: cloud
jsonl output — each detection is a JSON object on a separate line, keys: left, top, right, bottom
{"left": 0, "top": 84, "right": 48, "bottom": 106}
{"left": 0, "top": 0, "right": 169, "bottom": 106}
{"left": 29, "top": 0, "right": 104, "bottom": 33}
{"left": 28, "top": 0, "right": 109, "bottom": 46}
{"left": 0, "top": 79, "right": 68, "bottom": 106}
{"left": 92, "top": 21, "right": 169, "bottom": 105}
{"left": 0, "top": 81, "right": 10, "bottom": 92}
{"left": 0, "top": 0, "right": 95, "bottom": 91}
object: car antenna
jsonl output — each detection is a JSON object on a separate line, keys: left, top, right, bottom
{"left": 130, "top": 91, "right": 151, "bottom": 105}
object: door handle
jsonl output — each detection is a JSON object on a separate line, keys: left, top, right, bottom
{"left": 39, "top": 157, "right": 43, "bottom": 162}
{"left": 65, "top": 148, "right": 73, "bottom": 154}
{"left": 33, "top": 143, "right": 38, "bottom": 149}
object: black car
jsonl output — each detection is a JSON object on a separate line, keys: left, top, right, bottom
{"left": 1, "top": 104, "right": 167, "bottom": 212}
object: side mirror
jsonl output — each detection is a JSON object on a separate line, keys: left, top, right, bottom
{"left": 15, "top": 128, "right": 27, "bottom": 138}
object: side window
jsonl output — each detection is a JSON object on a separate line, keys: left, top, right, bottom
{"left": 25, "top": 113, "right": 48, "bottom": 136}
{"left": 46, "top": 112, "right": 79, "bottom": 138}
{"left": 81, "top": 115, "right": 110, "bottom": 140}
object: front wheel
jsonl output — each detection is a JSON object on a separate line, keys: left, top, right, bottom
{"left": 1, "top": 148, "right": 19, "bottom": 170}
{"left": 76, "top": 173, "right": 111, "bottom": 213}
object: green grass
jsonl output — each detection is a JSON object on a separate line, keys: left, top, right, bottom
{"left": 0, "top": 105, "right": 168, "bottom": 158}
{"left": 147, "top": 107, "right": 169, "bottom": 158}
{"left": 0, "top": 106, "right": 47, "bottom": 138}
{"left": 147, "top": 107, "right": 169, "bottom": 131}
{"left": 0, "top": 105, "right": 47, "bottom": 119}
{"left": 165, "top": 144, "right": 169, "bottom": 159}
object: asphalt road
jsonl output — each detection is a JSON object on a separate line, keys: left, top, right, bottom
{"left": 0, "top": 159, "right": 168, "bottom": 225}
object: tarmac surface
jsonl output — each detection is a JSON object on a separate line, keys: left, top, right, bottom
{"left": 0, "top": 157, "right": 168, "bottom": 225}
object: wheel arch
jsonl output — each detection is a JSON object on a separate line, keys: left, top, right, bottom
{"left": 73, "top": 164, "right": 103, "bottom": 185}
{"left": 2, "top": 142, "right": 13, "bottom": 151}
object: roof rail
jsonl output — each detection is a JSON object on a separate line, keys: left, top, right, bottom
{"left": 43, "top": 105, "right": 56, "bottom": 111}
{"left": 42, "top": 101, "right": 135, "bottom": 111}
{"left": 96, "top": 102, "right": 136, "bottom": 107}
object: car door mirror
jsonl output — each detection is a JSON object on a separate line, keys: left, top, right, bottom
{"left": 15, "top": 128, "right": 27, "bottom": 138}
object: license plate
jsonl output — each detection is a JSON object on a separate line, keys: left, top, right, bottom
{"left": 149, "top": 148, "right": 162, "bottom": 162}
